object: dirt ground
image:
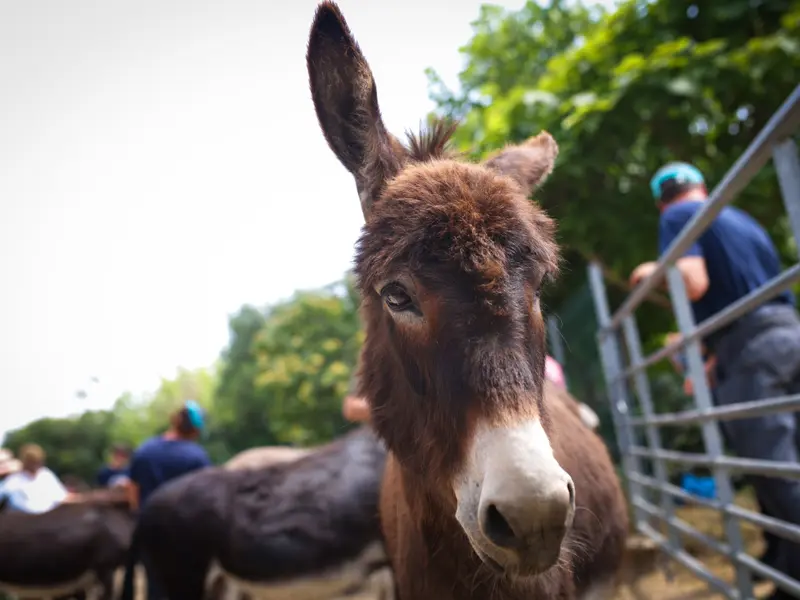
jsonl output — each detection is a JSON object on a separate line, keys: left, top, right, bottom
{"left": 614, "top": 490, "right": 776, "bottom": 599}
{"left": 120, "top": 491, "right": 774, "bottom": 600}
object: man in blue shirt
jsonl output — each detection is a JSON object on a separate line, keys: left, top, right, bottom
{"left": 96, "top": 444, "right": 132, "bottom": 488}
{"left": 127, "top": 400, "right": 212, "bottom": 600}
{"left": 630, "top": 162, "right": 800, "bottom": 597}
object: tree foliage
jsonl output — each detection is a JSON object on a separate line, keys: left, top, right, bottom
{"left": 428, "top": 0, "right": 800, "bottom": 353}
{"left": 3, "top": 410, "right": 116, "bottom": 484}
{"left": 250, "top": 275, "right": 362, "bottom": 446}
{"left": 3, "top": 276, "right": 363, "bottom": 479}
{"left": 212, "top": 275, "right": 362, "bottom": 450}
{"left": 212, "top": 305, "right": 272, "bottom": 456}
{"left": 107, "top": 368, "right": 218, "bottom": 448}
{"left": 428, "top": 0, "right": 799, "bottom": 458}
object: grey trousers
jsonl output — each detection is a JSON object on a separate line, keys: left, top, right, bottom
{"left": 714, "top": 305, "right": 800, "bottom": 581}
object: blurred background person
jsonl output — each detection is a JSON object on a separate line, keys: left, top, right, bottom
{"left": 0, "top": 443, "right": 74, "bottom": 513}
{"left": 342, "top": 372, "right": 370, "bottom": 424}
{"left": 0, "top": 448, "right": 21, "bottom": 479}
{"left": 125, "top": 400, "right": 212, "bottom": 600}
{"left": 96, "top": 443, "right": 132, "bottom": 489}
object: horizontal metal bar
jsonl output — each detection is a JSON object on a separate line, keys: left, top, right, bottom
{"left": 635, "top": 489, "right": 800, "bottom": 595}
{"left": 690, "top": 262, "right": 800, "bottom": 343}
{"left": 637, "top": 522, "right": 739, "bottom": 599}
{"left": 634, "top": 496, "right": 731, "bottom": 556}
{"left": 603, "top": 84, "right": 800, "bottom": 334}
{"left": 630, "top": 472, "right": 800, "bottom": 545}
{"left": 737, "top": 553, "right": 800, "bottom": 597}
{"left": 629, "top": 394, "right": 800, "bottom": 427}
{"left": 629, "top": 472, "right": 718, "bottom": 509}
{"left": 728, "top": 504, "right": 800, "bottom": 547}
{"left": 629, "top": 447, "right": 800, "bottom": 479}
{"left": 621, "top": 264, "right": 800, "bottom": 378}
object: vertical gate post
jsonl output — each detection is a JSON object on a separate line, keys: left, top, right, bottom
{"left": 588, "top": 262, "right": 648, "bottom": 531}
{"left": 774, "top": 138, "right": 800, "bottom": 257}
{"left": 546, "top": 315, "right": 569, "bottom": 390}
{"left": 622, "top": 315, "right": 678, "bottom": 580}
{"left": 666, "top": 267, "right": 753, "bottom": 597}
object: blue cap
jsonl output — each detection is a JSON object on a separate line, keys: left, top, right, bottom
{"left": 183, "top": 399, "right": 205, "bottom": 431}
{"left": 650, "top": 162, "right": 705, "bottom": 200}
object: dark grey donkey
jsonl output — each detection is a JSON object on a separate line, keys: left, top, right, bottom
{"left": 0, "top": 490, "right": 134, "bottom": 600}
{"left": 122, "top": 426, "right": 392, "bottom": 600}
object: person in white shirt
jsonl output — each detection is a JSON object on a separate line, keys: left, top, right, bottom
{"left": 0, "top": 448, "right": 21, "bottom": 478}
{"left": 0, "top": 443, "right": 72, "bottom": 513}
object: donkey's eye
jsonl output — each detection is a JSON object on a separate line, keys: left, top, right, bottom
{"left": 380, "top": 283, "right": 413, "bottom": 312}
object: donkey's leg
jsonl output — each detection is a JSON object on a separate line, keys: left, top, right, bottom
{"left": 370, "top": 567, "right": 395, "bottom": 600}
{"left": 95, "top": 570, "right": 115, "bottom": 600}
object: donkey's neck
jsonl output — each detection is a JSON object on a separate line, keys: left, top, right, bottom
{"left": 387, "top": 457, "right": 573, "bottom": 600}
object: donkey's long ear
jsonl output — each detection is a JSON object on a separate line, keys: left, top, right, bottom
{"left": 483, "top": 132, "right": 559, "bottom": 196}
{"left": 307, "top": 1, "right": 401, "bottom": 219}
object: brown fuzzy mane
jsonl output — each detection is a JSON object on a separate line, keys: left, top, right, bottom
{"left": 403, "top": 119, "right": 460, "bottom": 163}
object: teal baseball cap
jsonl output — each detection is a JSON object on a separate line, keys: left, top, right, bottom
{"left": 650, "top": 162, "right": 705, "bottom": 201}
{"left": 183, "top": 399, "right": 206, "bottom": 431}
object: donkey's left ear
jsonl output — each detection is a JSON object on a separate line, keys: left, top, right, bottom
{"left": 307, "top": 1, "right": 401, "bottom": 220}
{"left": 483, "top": 132, "right": 559, "bottom": 196}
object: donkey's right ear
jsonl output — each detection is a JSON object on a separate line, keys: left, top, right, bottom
{"left": 483, "top": 132, "right": 559, "bottom": 197}
{"left": 307, "top": 1, "right": 401, "bottom": 219}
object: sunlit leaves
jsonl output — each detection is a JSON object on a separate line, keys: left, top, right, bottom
{"left": 5, "top": 276, "right": 365, "bottom": 476}
{"left": 3, "top": 411, "right": 117, "bottom": 483}
{"left": 428, "top": 0, "right": 799, "bottom": 319}
{"left": 422, "top": 0, "right": 799, "bottom": 448}
{"left": 246, "top": 283, "right": 362, "bottom": 446}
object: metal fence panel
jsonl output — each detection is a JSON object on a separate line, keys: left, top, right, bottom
{"left": 589, "top": 84, "right": 800, "bottom": 599}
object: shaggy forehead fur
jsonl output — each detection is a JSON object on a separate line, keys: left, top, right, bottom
{"left": 355, "top": 125, "right": 560, "bottom": 311}
{"left": 307, "top": 0, "right": 563, "bottom": 478}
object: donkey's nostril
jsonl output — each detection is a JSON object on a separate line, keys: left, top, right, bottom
{"left": 567, "top": 480, "right": 575, "bottom": 507}
{"left": 482, "top": 503, "right": 518, "bottom": 550}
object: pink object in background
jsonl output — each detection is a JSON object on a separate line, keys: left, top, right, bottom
{"left": 545, "top": 355, "right": 566, "bottom": 389}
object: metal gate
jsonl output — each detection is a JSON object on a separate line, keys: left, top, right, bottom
{"left": 588, "top": 84, "right": 800, "bottom": 598}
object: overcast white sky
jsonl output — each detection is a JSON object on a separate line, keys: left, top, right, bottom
{"left": 2, "top": 0, "right": 553, "bottom": 441}
{"left": 1, "top": 0, "right": 625, "bottom": 442}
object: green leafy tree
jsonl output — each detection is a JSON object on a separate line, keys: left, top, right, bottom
{"left": 429, "top": 0, "right": 800, "bottom": 455}
{"left": 3, "top": 410, "right": 116, "bottom": 484}
{"left": 429, "top": 0, "right": 800, "bottom": 350}
{"left": 251, "top": 275, "right": 363, "bottom": 446}
{"left": 211, "top": 305, "right": 275, "bottom": 456}
{"left": 209, "top": 275, "right": 363, "bottom": 452}
{"left": 108, "top": 367, "right": 220, "bottom": 455}
{"left": 4, "top": 277, "right": 363, "bottom": 475}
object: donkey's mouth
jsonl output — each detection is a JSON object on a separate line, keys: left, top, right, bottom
{"left": 472, "top": 539, "right": 563, "bottom": 579}
{"left": 472, "top": 545, "right": 509, "bottom": 576}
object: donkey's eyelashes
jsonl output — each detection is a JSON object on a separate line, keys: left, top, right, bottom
{"left": 380, "top": 282, "right": 415, "bottom": 313}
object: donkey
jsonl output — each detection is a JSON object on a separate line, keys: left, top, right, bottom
{"left": 0, "top": 489, "right": 135, "bottom": 600}
{"left": 123, "top": 426, "right": 392, "bottom": 600}
{"left": 206, "top": 442, "right": 334, "bottom": 598}
{"left": 549, "top": 382, "right": 601, "bottom": 432}
{"left": 306, "top": 3, "right": 629, "bottom": 599}
{"left": 223, "top": 445, "right": 313, "bottom": 471}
